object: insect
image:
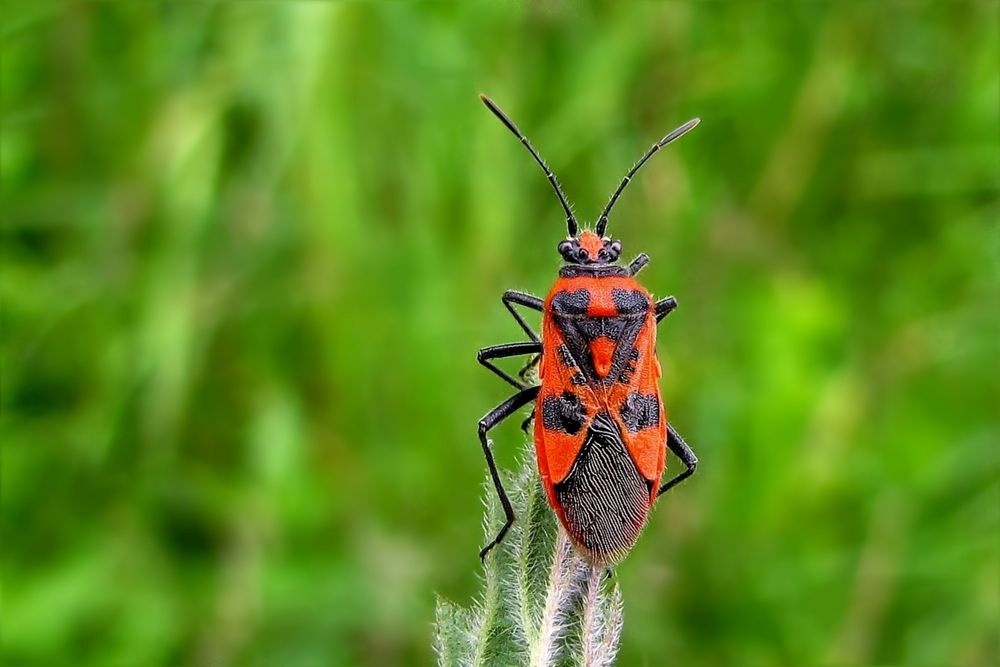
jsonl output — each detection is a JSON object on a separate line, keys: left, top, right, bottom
{"left": 475, "top": 94, "right": 701, "bottom": 565}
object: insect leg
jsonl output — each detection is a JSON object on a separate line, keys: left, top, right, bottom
{"left": 657, "top": 424, "right": 698, "bottom": 496}
{"left": 628, "top": 253, "right": 650, "bottom": 276}
{"left": 478, "top": 384, "right": 541, "bottom": 560}
{"left": 503, "top": 290, "right": 543, "bottom": 342}
{"left": 655, "top": 296, "right": 678, "bottom": 323}
{"left": 519, "top": 412, "right": 535, "bottom": 433}
{"left": 478, "top": 341, "right": 542, "bottom": 390}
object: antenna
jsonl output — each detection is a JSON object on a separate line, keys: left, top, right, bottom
{"left": 595, "top": 118, "right": 700, "bottom": 237}
{"left": 480, "top": 94, "right": 579, "bottom": 237}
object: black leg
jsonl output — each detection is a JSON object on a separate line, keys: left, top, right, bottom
{"left": 628, "top": 253, "right": 649, "bottom": 276}
{"left": 655, "top": 296, "right": 678, "bottom": 323}
{"left": 478, "top": 341, "right": 542, "bottom": 390}
{"left": 519, "top": 412, "right": 535, "bottom": 433}
{"left": 503, "top": 290, "right": 543, "bottom": 342}
{"left": 478, "top": 385, "right": 541, "bottom": 560}
{"left": 657, "top": 424, "right": 698, "bottom": 497}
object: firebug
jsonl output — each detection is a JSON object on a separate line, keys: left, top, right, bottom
{"left": 476, "top": 94, "right": 700, "bottom": 565}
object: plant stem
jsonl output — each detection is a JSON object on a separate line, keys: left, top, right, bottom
{"left": 530, "top": 530, "right": 580, "bottom": 667}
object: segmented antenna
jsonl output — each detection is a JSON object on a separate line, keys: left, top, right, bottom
{"left": 480, "top": 94, "right": 579, "bottom": 237}
{"left": 595, "top": 118, "right": 700, "bottom": 238}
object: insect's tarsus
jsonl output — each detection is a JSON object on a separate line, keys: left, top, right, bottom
{"left": 595, "top": 117, "right": 700, "bottom": 237}
{"left": 479, "top": 94, "right": 579, "bottom": 237}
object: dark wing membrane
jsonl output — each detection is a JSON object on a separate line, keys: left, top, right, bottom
{"left": 553, "top": 412, "right": 652, "bottom": 562}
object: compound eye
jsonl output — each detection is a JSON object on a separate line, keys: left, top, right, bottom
{"left": 608, "top": 240, "right": 622, "bottom": 259}
{"left": 557, "top": 240, "right": 574, "bottom": 258}
{"left": 575, "top": 247, "right": 589, "bottom": 262}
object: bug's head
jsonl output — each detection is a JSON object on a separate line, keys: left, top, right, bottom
{"left": 557, "top": 231, "right": 622, "bottom": 265}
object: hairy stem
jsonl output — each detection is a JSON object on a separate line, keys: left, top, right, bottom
{"left": 434, "top": 439, "right": 624, "bottom": 666}
{"left": 579, "top": 564, "right": 623, "bottom": 667}
{"left": 530, "top": 530, "right": 581, "bottom": 667}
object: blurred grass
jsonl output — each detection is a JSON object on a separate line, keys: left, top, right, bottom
{"left": 2, "top": 1, "right": 998, "bottom": 666}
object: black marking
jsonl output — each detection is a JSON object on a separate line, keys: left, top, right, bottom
{"left": 612, "top": 288, "right": 650, "bottom": 315}
{"left": 617, "top": 348, "right": 640, "bottom": 384}
{"left": 619, "top": 391, "right": 660, "bottom": 432}
{"left": 542, "top": 392, "right": 587, "bottom": 435}
{"left": 552, "top": 310, "right": 645, "bottom": 387}
{"left": 554, "top": 413, "right": 651, "bottom": 561}
{"left": 557, "top": 344, "right": 588, "bottom": 387}
{"left": 574, "top": 314, "right": 626, "bottom": 342}
{"left": 559, "top": 265, "right": 629, "bottom": 278}
{"left": 551, "top": 289, "right": 591, "bottom": 315}
{"left": 557, "top": 344, "right": 574, "bottom": 366}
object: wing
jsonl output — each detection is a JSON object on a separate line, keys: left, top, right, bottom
{"left": 601, "top": 311, "right": 666, "bottom": 485}
{"left": 534, "top": 313, "right": 597, "bottom": 487}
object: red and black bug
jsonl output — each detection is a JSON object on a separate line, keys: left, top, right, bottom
{"left": 475, "top": 94, "right": 700, "bottom": 565}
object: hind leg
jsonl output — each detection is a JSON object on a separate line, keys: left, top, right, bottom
{"left": 657, "top": 425, "right": 698, "bottom": 496}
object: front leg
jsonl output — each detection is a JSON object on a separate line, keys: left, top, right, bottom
{"left": 628, "top": 253, "right": 650, "bottom": 276}
{"left": 503, "top": 290, "right": 543, "bottom": 342}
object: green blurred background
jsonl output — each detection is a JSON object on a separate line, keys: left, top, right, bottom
{"left": 3, "top": 1, "right": 998, "bottom": 665}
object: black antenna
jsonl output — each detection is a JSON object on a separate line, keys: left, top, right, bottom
{"left": 595, "top": 117, "right": 700, "bottom": 238}
{"left": 480, "top": 94, "right": 579, "bottom": 237}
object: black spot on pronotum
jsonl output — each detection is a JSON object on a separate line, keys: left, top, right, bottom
{"left": 551, "top": 289, "right": 590, "bottom": 315}
{"left": 542, "top": 391, "right": 587, "bottom": 435}
{"left": 559, "top": 264, "right": 629, "bottom": 279}
{"left": 612, "top": 288, "right": 649, "bottom": 315}
{"left": 619, "top": 391, "right": 660, "bottom": 432}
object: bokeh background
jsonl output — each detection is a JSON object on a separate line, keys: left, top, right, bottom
{"left": 3, "top": 1, "right": 998, "bottom": 665}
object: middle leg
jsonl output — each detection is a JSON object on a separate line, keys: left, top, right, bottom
{"left": 478, "top": 341, "right": 542, "bottom": 390}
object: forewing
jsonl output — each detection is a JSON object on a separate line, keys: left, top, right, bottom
{"left": 534, "top": 315, "right": 593, "bottom": 486}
